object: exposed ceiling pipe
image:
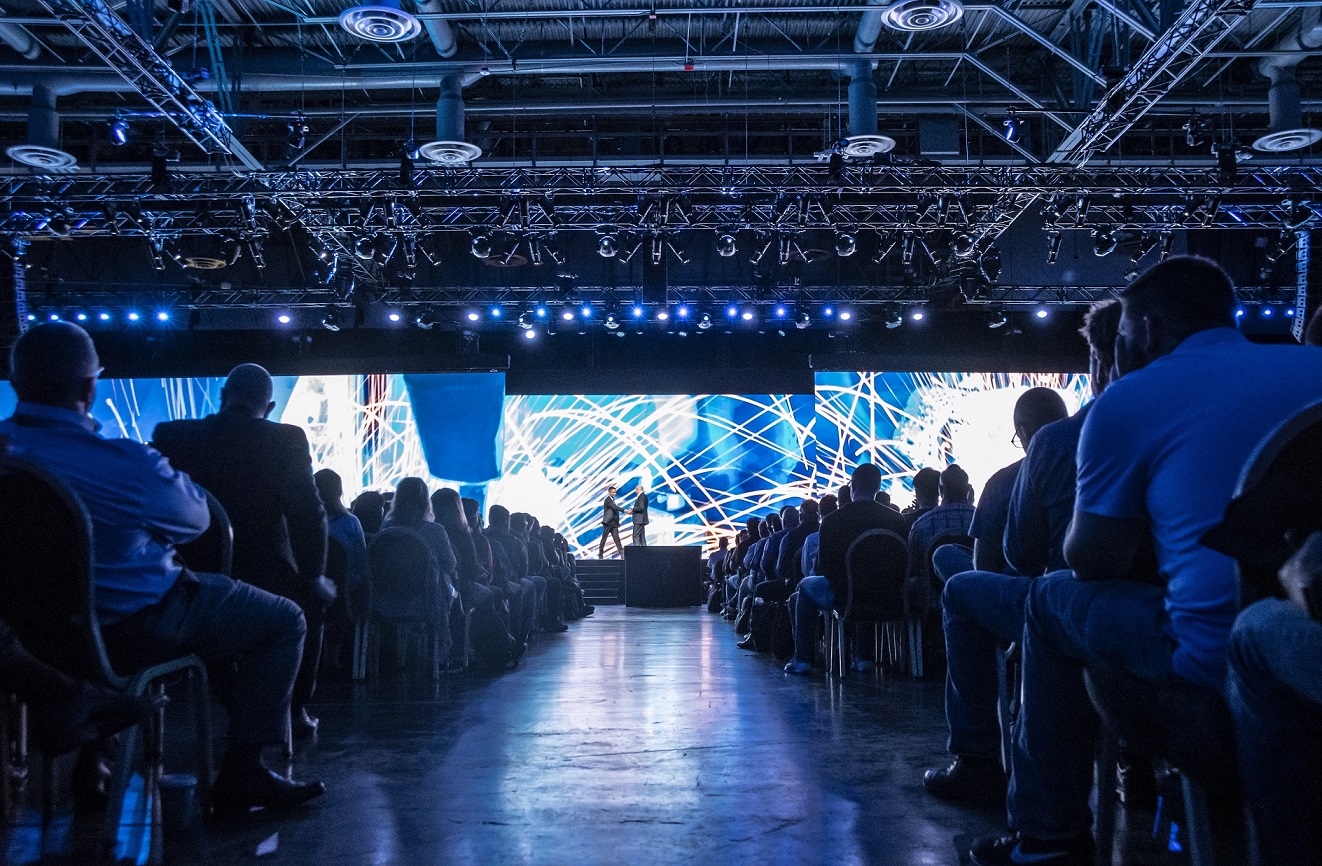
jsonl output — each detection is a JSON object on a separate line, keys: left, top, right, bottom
{"left": 854, "top": 0, "right": 890, "bottom": 54}
{"left": 847, "top": 60, "right": 878, "bottom": 137}
{"left": 413, "top": 0, "right": 457, "bottom": 58}
{"left": 0, "top": 6, "right": 40, "bottom": 60}
{"left": 418, "top": 73, "right": 481, "bottom": 164}
{"left": 1254, "top": 7, "right": 1322, "bottom": 152}
{"left": 4, "top": 83, "right": 76, "bottom": 169}
{"left": 846, "top": 1, "right": 895, "bottom": 156}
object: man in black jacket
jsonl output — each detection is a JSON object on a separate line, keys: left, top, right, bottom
{"left": 152, "top": 364, "right": 330, "bottom": 737}
{"left": 599, "top": 485, "right": 624, "bottom": 558}
{"left": 785, "top": 463, "right": 908, "bottom": 674}
{"left": 631, "top": 481, "right": 650, "bottom": 546}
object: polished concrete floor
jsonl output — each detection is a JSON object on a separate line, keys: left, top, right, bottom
{"left": 5, "top": 607, "right": 1177, "bottom": 865}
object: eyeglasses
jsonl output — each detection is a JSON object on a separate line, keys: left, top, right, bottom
{"left": 1011, "top": 430, "right": 1024, "bottom": 449}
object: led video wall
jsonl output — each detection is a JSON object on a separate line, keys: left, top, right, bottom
{"left": 0, "top": 371, "right": 1088, "bottom": 555}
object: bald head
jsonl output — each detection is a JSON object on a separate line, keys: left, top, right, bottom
{"left": 1013, "top": 388, "right": 1070, "bottom": 449}
{"left": 9, "top": 322, "right": 101, "bottom": 411}
{"left": 221, "top": 363, "right": 275, "bottom": 418}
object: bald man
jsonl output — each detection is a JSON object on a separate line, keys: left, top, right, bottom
{"left": 153, "top": 363, "right": 330, "bottom": 737}
{"left": 0, "top": 324, "right": 322, "bottom": 814}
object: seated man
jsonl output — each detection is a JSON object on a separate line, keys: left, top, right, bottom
{"left": 1227, "top": 533, "right": 1322, "bottom": 866}
{"left": 907, "top": 464, "right": 975, "bottom": 584}
{"left": 778, "top": 499, "right": 819, "bottom": 586}
{"left": 970, "top": 257, "right": 1322, "bottom": 866}
{"left": 932, "top": 389, "right": 1068, "bottom": 582}
{"left": 903, "top": 468, "right": 940, "bottom": 529}
{"left": 784, "top": 463, "right": 909, "bottom": 674}
{"left": 737, "top": 506, "right": 800, "bottom": 650}
{"left": 924, "top": 299, "right": 1119, "bottom": 801}
{"left": 0, "top": 323, "right": 323, "bottom": 813}
{"left": 800, "top": 494, "right": 837, "bottom": 578}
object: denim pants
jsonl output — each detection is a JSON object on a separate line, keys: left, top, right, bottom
{"left": 942, "top": 571, "right": 1033, "bottom": 759}
{"left": 791, "top": 575, "right": 834, "bottom": 664}
{"left": 932, "top": 544, "right": 974, "bottom": 585}
{"left": 1226, "top": 598, "right": 1322, "bottom": 866}
{"left": 1008, "top": 573, "right": 1177, "bottom": 840}
{"left": 101, "top": 570, "right": 306, "bottom": 746}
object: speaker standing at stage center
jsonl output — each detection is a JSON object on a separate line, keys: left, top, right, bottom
{"left": 600, "top": 485, "right": 624, "bottom": 558}
{"left": 631, "top": 481, "right": 650, "bottom": 547}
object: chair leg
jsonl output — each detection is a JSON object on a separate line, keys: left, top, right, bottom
{"left": 1181, "top": 775, "right": 1215, "bottom": 866}
{"left": 1093, "top": 729, "right": 1121, "bottom": 866}
{"left": 352, "top": 620, "right": 366, "bottom": 681}
{"left": 281, "top": 710, "right": 293, "bottom": 762}
{"left": 104, "top": 717, "right": 143, "bottom": 857}
{"left": 190, "top": 666, "right": 213, "bottom": 796}
{"left": 823, "top": 613, "right": 833, "bottom": 675}
{"left": 837, "top": 616, "right": 847, "bottom": 678}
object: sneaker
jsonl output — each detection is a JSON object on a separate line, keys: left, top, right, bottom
{"left": 782, "top": 660, "right": 813, "bottom": 675}
{"left": 969, "top": 832, "right": 1092, "bottom": 866}
{"left": 922, "top": 755, "right": 1006, "bottom": 802}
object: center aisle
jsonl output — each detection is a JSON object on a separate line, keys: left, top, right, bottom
{"left": 205, "top": 608, "right": 1002, "bottom": 865}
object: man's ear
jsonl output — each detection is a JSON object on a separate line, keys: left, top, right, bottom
{"left": 264, "top": 400, "right": 276, "bottom": 419}
{"left": 1141, "top": 314, "right": 1161, "bottom": 359}
{"left": 82, "top": 376, "right": 98, "bottom": 410}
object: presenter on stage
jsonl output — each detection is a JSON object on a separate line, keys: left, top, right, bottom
{"left": 599, "top": 485, "right": 624, "bottom": 558}
{"left": 631, "top": 481, "right": 650, "bottom": 547}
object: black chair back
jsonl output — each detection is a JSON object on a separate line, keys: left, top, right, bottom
{"left": 843, "top": 529, "right": 909, "bottom": 622}
{"left": 174, "top": 489, "right": 233, "bottom": 577}
{"left": 367, "top": 527, "right": 439, "bottom": 621}
{"left": 0, "top": 455, "right": 122, "bottom": 688}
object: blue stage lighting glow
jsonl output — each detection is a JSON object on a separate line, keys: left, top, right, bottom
{"left": 277, "top": 313, "right": 292, "bottom": 325}
{"left": 726, "top": 305, "right": 738, "bottom": 318}
{"left": 98, "top": 312, "right": 111, "bottom": 321}
{"left": 561, "top": 310, "right": 575, "bottom": 321}
{"left": 48, "top": 313, "right": 60, "bottom": 321}
{"left": 523, "top": 328, "right": 536, "bottom": 340}
{"left": 580, "top": 306, "right": 592, "bottom": 318}
{"left": 823, "top": 306, "right": 834, "bottom": 317}
{"left": 1035, "top": 308, "right": 1049, "bottom": 319}
{"left": 127, "top": 312, "right": 141, "bottom": 322}
{"left": 25, "top": 314, "right": 35, "bottom": 322}
{"left": 155, "top": 311, "right": 170, "bottom": 322}
{"left": 838, "top": 310, "right": 853, "bottom": 321}
{"left": 466, "top": 311, "right": 480, "bottom": 322}
{"left": 911, "top": 310, "right": 925, "bottom": 322}
{"left": 740, "top": 310, "right": 754, "bottom": 321}
{"left": 657, "top": 310, "right": 671, "bottom": 321}
{"left": 388, "top": 311, "right": 402, "bottom": 322}
{"left": 1262, "top": 308, "right": 1273, "bottom": 318}
{"left": 677, "top": 305, "right": 689, "bottom": 319}
{"left": 536, "top": 306, "right": 548, "bottom": 318}
{"left": 490, "top": 307, "right": 502, "bottom": 318}
{"left": 632, "top": 306, "right": 645, "bottom": 319}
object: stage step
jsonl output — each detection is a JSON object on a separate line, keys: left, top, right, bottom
{"left": 576, "top": 558, "right": 626, "bottom": 605}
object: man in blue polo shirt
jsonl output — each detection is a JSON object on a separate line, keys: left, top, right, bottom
{"left": 970, "top": 257, "right": 1322, "bottom": 866}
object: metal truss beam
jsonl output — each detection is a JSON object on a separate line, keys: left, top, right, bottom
{"left": 36, "top": 0, "right": 262, "bottom": 171}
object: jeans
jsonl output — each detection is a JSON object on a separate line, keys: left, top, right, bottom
{"left": 1009, "top": 572, "right": 1177, "bottom": 840}
{"left": 942, "top": 571, "right": 1032, "bottom": 759}
{"left": 791, "top": 575, "right": 834, "bottom": 664}
{"left": 101, "top": 570, "right": 306, "bottom": 746}
{"left": 933, "top": 544, "right": 974, "bottom": 584}
{"left": 1226, "top": 598, "right": 1322, "bottom": 866}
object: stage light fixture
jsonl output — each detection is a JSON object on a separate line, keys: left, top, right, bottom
{"left": 287, "top": 113, "right": 309, "bottom": 153}
{"left": 657, "top": 309, "right": 671, "bottom": 322}
{"left": 1092, "top": 229, "right": 1118, "bottom": 258}
{"left": 561, "top": 309, "right": 575, "bottom": 322}
{"left": 127, "top": 312, "right": 141, "bottom": 322}
{"left": 98, "top": 312, "right": 111, "bottom": 322}
{"left": 523, "top": 328, "right": 537, "bottom": 341}
{"left": 838, "top": 309, "right": 854, "bottom": 322}
{"left": 579, "top": 306, "right": 592, "bottom": 319}
{"left": 47, "top": 313, "right": 59, "bottom": 322}
{"left": 1183, "top": 109, "right": 1210, "bottom": 149}
{"left": 631, "top": 305, "right": 645, "bottom": 319}
{"left": 774, "top": 305, "right": 787, "bottom": 319}
{"left": 401, "top": 236, "right": 417, "bottom": 268}
{"left": 490, "top": 307, "right": 502, "bottom": 319}
{"left": 1002, "top": 109, "right": 1020, "bottom": 144}
{"left": 697, "top": 313, "right": 713, "bottom": 330}
{"left": 910, "top": 309, "right": 925, "bottom": 322}
{"left": 518, "top": 313, "right": 534, "bottom": 329}
{"left": 676, "top": 305, "right": 689, "bottom": 319}
{"left": 1285, "top": 199, "right": 1314, "bottom": 231}
{"left": 1236, "top": 307, "right": 1246, "bottom": 319}
{"left": 156, "top": 311, "right": 170, "bottom": 322}
{"left": 598, "top": 234, "right": 618, "bottom": 258}
{"left": 988, "top": 309, "right": 1008, "bottom": 329}
{"left": 321, "top": 308, "right": 342, "bottom": 331}
{"left": 1075, "top": 195, "right": 1090, "bottom": 220}
{"left": 822, "top": 306, "right": 834, "bottom": 318}
{"left": 1262, "top": 307, "right": 1274, "bottom": 318}
{"left": 872, "top": 233, "right": 899, "bottom": 263}
{"left": 1159, "top": 233, "right": 1174, "bottom": 260}
{"left": 465, "top": 311, "right": 481, "bottom": 322}
{"left": 717, "top": 233, "right": 737, "bottom": 258}
{"left": 277, "top": 312, "right": 292, "bottom": 325}
{"left": 726, "top": 305, "right": 739, "bottom": 318}
{"left": 415, "top": 309, "right": 440, "bottom": 330}
{"left": 109, "top": 117, "right": 129, "bottom": 146}
{"left": 470, "top": 234, "right": 493, "bottom": 259}
{"left": 75, "top": 312, "right": 87, "bottom": 322}
{"left": 650, "top": 235, "right": 664, "bottom": 266}
{"left": 605, "top": 313, "right": 620, "bottom": 331}
{"left": 248, "top": 239, "right": 267, "bottom": 269}
{"left": 1035, "top": 307, "right": 1050, "bottom": 319}
{"left": 749, "top": 238, "right": 771, "bottom": 265}
{"left": 740, "top": 309, "right": 755, "bottom": 321}
{"left": 536, "top": 306, "right": 549, "bottom": 319}
{"left": 979, "top": 246, "right": 1003, "bottom": 283}
{"left": 354, "top": 236, "right": 373, "bottom": 260}
{"left": 1132, "top": 233, "right": 1159, "bottom": 263}
{"left": 883, "top": 309, "right": 903, "bottom": 329}
{"left": 795, "top": 312, "right": 810, "bottom": 329}
{"left": 901, "top": 233, "right": 916, "bottom": 265}
{"left": 936, "top": 194, "right": 952, "bottom": 226}
{"left": 835, "top": 232, "right": 857, "bottom": 257}
{"left": 952, "top": 232, "right": 976, "bottom": 258}
{"left": 388, "top": 311, "right": 402, "bottom": 323}
{"left": 148, "top": 237, "right": 166, "bottom": 270}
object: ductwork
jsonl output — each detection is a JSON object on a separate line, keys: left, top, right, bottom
{"left": 417, "top": 73, "right": 481, "bottom": 164}
{"left": 0, "top": 6, "right": 39, "bottom": 61}
{"left": 413, "top": 0, "right": 457, "bottom": 58}
{"left": 5, "top": 83, "right": 76, "bottom": 169}
{"left": 854, "top": 0, "right": 890, "bottom": 54}
{"left": 1254, "top": 7, "right": 1322, "bottom": 152}
{"left": 846, "top": 1, "right": 895, "bottom": 156}
{"left": 847, "top": 60, "right": 878, "bottom": 137}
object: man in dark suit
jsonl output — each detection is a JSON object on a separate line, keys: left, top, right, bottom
{"left": 785, "top": 463, "right": 908, "bottom": 673}
{"left": 152, "top": 364, "right": 330, "bottom": 737}
{"left": 599, "top": 485, "right": 624, "bottom": 558}
{"left": 631, "top": 481, "right": 650, "bottom": 547}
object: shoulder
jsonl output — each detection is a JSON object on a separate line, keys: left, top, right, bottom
{"left": 270, "top": 421, "right": 311, "bottom": 448}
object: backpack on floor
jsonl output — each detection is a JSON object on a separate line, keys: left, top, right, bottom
{"left": 707, "top": 583, "right": 723, "bottom": 613}
{"left": 767, "top": 601, "right": 795, "bottom": 661}
{"left": 749, "top": 598, "right": 775, "bottom": 653}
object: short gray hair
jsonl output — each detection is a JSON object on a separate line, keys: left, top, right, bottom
{"left": 9, "top": 322, "right": 101, "bottom": 405}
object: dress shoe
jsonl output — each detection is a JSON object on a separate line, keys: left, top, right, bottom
{"left": 736, "top": 634, "right": 758, "bottom": 651}
{"left": 782, "top": 660, "right": 813, "bottom": 675}
{"left": 581, "top": 605, "right": 595, "bottom": 617}
{"left": 210, "top": 765, "right": 326, "bottom": 817}
{"left": 291, "top": 708, "right": 318, "bottom": 738}
{"left": 541, "top": 619, "right": 569, "bottom": 633}
{"left": 969, "top": 832, "right": 1092, "bottom": 866}
{"left": 35, "top": 683, "right": 162, "bottom": 757}
{"left": 923, "top": 755, "right": 1006, "bottom": 802}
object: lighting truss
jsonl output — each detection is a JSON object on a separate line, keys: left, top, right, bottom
{"left": 36, "top": 0, "right": 263, "bottom": 171}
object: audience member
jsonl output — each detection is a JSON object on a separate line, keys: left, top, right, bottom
{"left": 907, "top": 464, "right": 974, "bottom": 582}
{"left": 153, "top": 364, "right": 331, "bottom": 738}
{"left": 904, "top": 467, "right": 941, "bottom": 528}
{"left": 316, "top": 469, "right": 368, "bottom": 596}
{"left": 433, "top": 488, "right": 521, "bottom": 666}
{"left": 970, "top": 256, "right": 1322, "bottom": 866}
{"left": 382, "top": 477, "right": 457, "bottom": 660}
{"left": 487, "top": 505, "right": 546, "bottom": 640}
{"left": 0, "top": 323, "right": 323, "bottom": 813}
{"left": 785, "top": 464, "right": 908, "bottom": 674}
{"left": 924, "top": 301, "right": 1120, "bottom": 803}
{"left": 351, "top": 490, "right": 385, "bottom": 536}
{"left": 777, "top": 499, "right": 819, "bottom": 585}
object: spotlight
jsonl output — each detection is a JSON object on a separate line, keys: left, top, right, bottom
{"left": 910, "top": 309, "right": 925, "bottom": 322}
{"left": 490, "top": 307, "right": 502, "bottom": 319}
{"left": 657, "top": 310, "right": 671, "bottom": 322}
{"left": 717, "top": 233, "right": 737, "bottom": 257}
{"left": 952, "top": 232, "right": 976, "bottom": 258}
{"left": 321, "top": 308, "right": 342, "bottom": 331}
{"left": 387, "top": 311, "right": 404, "bottom": 323}
{"left": 749, "top": 237, "right": 771, "bottom": 265}
{"left": 835, "top": 232, "right": 857, "bottom": 257}
{"left": 774, "top": 305, "right": 788, "bottom": 319}
{"left": 902, "top": 232, "right": 916, "bottom": 265}
{"left": 1183, "top": 109, "right": 1210, "bottom": 149}
{"left": 523, "top": 328, "right": 537, "bottom": 341}
{"left": 248, "top": 238, "right": 266, "bottom": 269}
{"left": 225, "top": 237, "right": 244, "bottom": 266}
{"left": 580, "top": 306, "right": 592, "bottom": 319}
{"left": 415, "top": 309, "right": 440, "bottom": 330}
{"left": 1236, "top": 308, "right": 1245, "bottom": 319}
{"left": 536, "top": 306, "right": 549, "bottom": 318}
{"left": 277, "top": 312, "right": 292, "bottom": 325}
{"left": 470, "top": 234, "right": 493, "bottom": 259}
{"left": 979, "top": 246, "right": 1003, "bottom": 283}
{"left": 740, "top": 310, "right": 755, "bottom": 321}
{"left": 884, "top": 309, "right": 903, "bottom": 329}
{"left": 1034, "top": 307, "right": 1050, "bottom": 319}
{"left": 725, "top": 305, "right": 739, "bottom": 318}
{"left": 697, "top": 313, "right": 713, "bottom": 330}
{"left": 465, "top": 311, "right": 481, "bottom": 322}
{"left": 838, "top": 309, "right": 854, "bottom": 322}
{"left": 287, "top": 113, "right": 309, "bottom": 153}
{"left": 631, "top": 305, "right": 645, "bottom": 319}
{"left": 987, "top": 309, "right": 1008, "bottom": 329}
{"left": 561, "top": 309, "right": 575, "bottom": 322}
{"left": 1262, "top": 307, "right": 1274, "bottom": 318}
{"left": 98, "top": 312, "right": 111, "bottom": 322}
{"left": 676, "top": 305, "right": 689, "bottom": 319}
{"left": 109, "top": 117, "right": 129, "bottom": 146}
{"left": 127, "top": 312, "right": 141, "bottom": 322}
{"left": 148, "top": 237, "right": 166, "bottom": 270}
{"left": 794, "top": 312, "right": 810, "bottom": 329}
{"left": 598, "top": 234, "right": 618, "bottom": 258}
{"left": 518, "top": 313, "right": 534, "bottom": 329}
{"left": 1002, "top": 109, "right": 1020, "bottom": 144}
{"left": 47, "top": 313, "right": 59, "bottom": 321}
{"left": 605, "top": 313, "right": 620, "bottom": 331}
{"left": 1159, "top": 233, "right": 1174, "bottom": 260}
{"left": 1092, "top": 229, "right": 1118, "bottom": 257}
{"left": 75, "top": 312, "right": 87, "bottom": 322}
{"left": 155, "top": 311, "right": 170, "bottom": 322}
{"left": 355, "top": 236, "right": 373, "bottom": 260}
{"left": 1132, "top": 233, "right": 1159, "bottom": 263}
{"left": 823, "top": 306, "right": 834, "bottom": 318}
{"left": 936, "top": 194, "right": 953, "bottom": 226}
